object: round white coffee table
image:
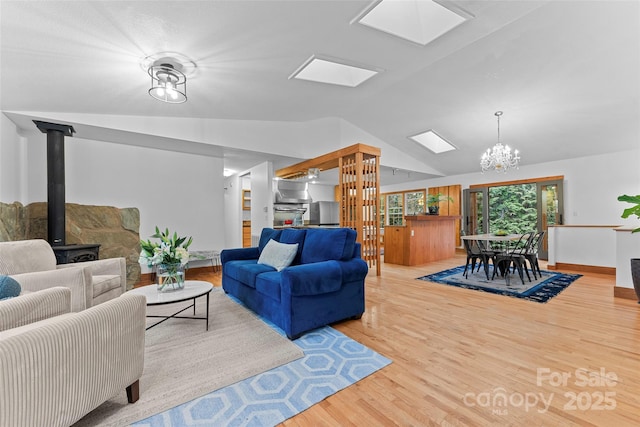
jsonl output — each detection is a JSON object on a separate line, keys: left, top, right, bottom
{"left": 128, "top": 280, "right": 213, "bottom": 331}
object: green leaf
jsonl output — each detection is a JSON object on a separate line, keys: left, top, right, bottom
{"left": 618, "top": 194, "right": 640, "bottom": 233}
{"left": 618, "top": 194, "right": 640, "bottom": 204}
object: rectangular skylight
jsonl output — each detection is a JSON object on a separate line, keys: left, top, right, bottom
{"left": 289, "top": 55, "right": 379, "bottom": 87}
{"left": 353, "top": 0, "right": 470, "bottom": 46}
{"left": 410, "top": 130, "right": 456, "bottom": 154}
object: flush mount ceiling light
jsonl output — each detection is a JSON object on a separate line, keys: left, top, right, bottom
{"left": 353, "top": 0, "right": 472, "bottom": 46}
{"left": 289, "top": 55, "right": 380, "bottom": 87}
{"left": 142, "top": 52, "right": 197, "bottom": 104}
{"left": 409, "top": 129, "right": 456, "bottom": 154}
{"left": 148, "top": 63, "right": 187, "bottom": 103}
{"left": 480, "top": 111, "right": 521, "bottom": 173}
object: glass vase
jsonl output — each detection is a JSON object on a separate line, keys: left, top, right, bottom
{"left": 157, "top": 262, "right": 185, "bottom": 292}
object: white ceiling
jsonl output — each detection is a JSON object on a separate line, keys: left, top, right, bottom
{"left": 1, "top": 1, "right": 638, "bottom": 185}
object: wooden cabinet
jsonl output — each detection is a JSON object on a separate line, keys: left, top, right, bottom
{"left": 428, "top": 185, "right": 461, "bottom": 246}
{"left": 383, "top": 226, "right": 406, "bottom": 264}
{"left": 242, "top": 190, "right": 251, "bottom": 210}
{"left": 242, "top": 221, "right": 251, "bottom": 247}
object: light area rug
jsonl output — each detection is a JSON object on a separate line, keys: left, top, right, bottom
{"left": 73, "top": 288, "right": 304, "bottom": 427}
{"left": 418, "top": 265, "right": 581, "bottom": 303}
{"left": 133, "top": 325, "right": 391, "bottom": 426}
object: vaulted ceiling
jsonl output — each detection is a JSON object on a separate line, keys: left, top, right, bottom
{"left": 1, "top": 1, "right": 638, "bottom": 185}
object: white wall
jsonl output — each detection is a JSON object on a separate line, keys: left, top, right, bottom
{"left": 224, "top": 174, "right": 242, "bottom": 249}
{"left": 1, "top": 122, "right": 226, "bottom": 273}
{"left": 0, "top": 114, "right": 25, "bottom": 203}
{"left": 548, "top": 226, "right": 618, "bottom": 268}
{"left": 249, "top": 162, "right": 274, "bottom": 241}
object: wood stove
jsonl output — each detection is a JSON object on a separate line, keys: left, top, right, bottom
{"left": 52, "top": 244, "right": 101, "bottom": 264}
{"left": 34, "top": 120, "right": 100, "bottom": 264}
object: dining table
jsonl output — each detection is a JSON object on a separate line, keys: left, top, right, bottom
{"left": 460, "top": 233, "right": 528, "bottom": 280}
{"left": 460, "top": 233, "right": 524, "bottom": 246}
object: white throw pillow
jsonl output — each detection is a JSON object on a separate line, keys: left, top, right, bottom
{"left": 258, "top": 239, "right": 299, "bottom": 272}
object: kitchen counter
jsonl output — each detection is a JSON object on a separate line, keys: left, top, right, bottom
{"left": 385, "top": 215, "right": 459, "bottom": 265}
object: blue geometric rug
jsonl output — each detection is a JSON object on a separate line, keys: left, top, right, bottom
{"left": 133, "top": 312, "right": 390, "bottom": 426}
{"left": 417, "top": 265, "right": 581, "bottom": 303}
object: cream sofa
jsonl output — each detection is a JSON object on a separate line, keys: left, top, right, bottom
{"left": 0, "top": 287, "right": 146, "bottom": 427}
{"left": 0, "top": 239, "right": 127, "bottom": 312}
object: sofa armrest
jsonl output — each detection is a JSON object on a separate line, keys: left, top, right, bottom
{"left": 221, "top": 247, "right": 260, "bottom": 264}
{"left": 338, "top": 258, "right": 369, "bottom": 282}
{"left": 58, "top": 257, "right": 127, "bottom": 292}
{"left": 0, "top": 287, "right": 71, "bottom": 331}
{"left": 0, "top": 293, "right": 146, "bottom": 427}
{"left": 281, "top": 261, "right": 343, "bottom": 296}
{"left": 10, "top": 268, "right": 91, "bottom": 313}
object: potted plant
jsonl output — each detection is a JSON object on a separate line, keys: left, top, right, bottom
{"left": 618, "top": 194, "right": 640, "bottom": 302}
{"left": 426, "top": 193, "right": 454, "bottom": 215}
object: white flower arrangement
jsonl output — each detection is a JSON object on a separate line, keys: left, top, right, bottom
{"left": 139, "top": 226, "right": 193, "bottom": 267}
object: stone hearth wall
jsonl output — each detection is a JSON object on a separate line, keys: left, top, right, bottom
{"left": 0, "top": 201, "right": 140, "bottom": 288}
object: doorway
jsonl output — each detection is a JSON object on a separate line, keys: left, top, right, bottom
{"left": 241, "top": 175, "right": 251, "bottom": 247}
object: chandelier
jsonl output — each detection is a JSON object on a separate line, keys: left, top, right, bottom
{"left": 480, "top": 111, "right": 520, "bottom": 173}
{"left": 148, "top": 63, "right": 187, "bottom": 104}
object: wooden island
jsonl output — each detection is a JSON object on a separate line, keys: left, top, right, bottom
{"left": 384, "top": 215, "right": 460, "bottom": 265}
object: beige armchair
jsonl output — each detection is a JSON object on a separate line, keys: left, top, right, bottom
{"left": 0, "top": 239, "right": 126, "bottom": 312}
{"left": 0, "top": 287, "right": 146, "bottom": 427}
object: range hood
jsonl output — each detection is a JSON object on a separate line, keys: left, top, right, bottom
{"left": 274, "top": 179, "right": 313, "bottom": 204}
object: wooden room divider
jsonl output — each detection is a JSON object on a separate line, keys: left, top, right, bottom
{"left": 276, "top": 143, "right": 381, "bottom": 275}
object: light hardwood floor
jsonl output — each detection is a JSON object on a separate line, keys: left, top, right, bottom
{"left": 189, "top": 255, "right": 640, "bottom": 426}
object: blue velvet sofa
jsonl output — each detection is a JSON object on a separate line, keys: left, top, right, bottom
{"left": 221, "top": 227, "right": 368, "bottom": 339}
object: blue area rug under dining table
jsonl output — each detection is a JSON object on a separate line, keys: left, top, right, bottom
{"left": 417, "top": 265, "right": 581, "bottom": 303}
{"left": 134, "top": 307, "right": 390, "bottom": 427}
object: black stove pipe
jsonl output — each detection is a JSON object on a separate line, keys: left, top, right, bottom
{"left": 33, "top": 121, "right": 75, "bottom": 246}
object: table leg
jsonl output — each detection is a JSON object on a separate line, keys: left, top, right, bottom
{"left": 205, "top": 291, "right": 210, "bottom": 331}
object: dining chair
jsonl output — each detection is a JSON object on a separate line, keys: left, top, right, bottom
{"left": 492, "top": 232, "right": 534, "bottom": 285}
{"left": 462, "top": 233, "right": 495, "bottom": 280}
{"left": 524, "top": 231, "right": 545, "bottom": 279}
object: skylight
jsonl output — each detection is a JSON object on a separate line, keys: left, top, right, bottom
{"left": 410, "top": 130, "right": 456, "bottom": 154}
{"left": 289, "top": 55, "right": 379, "bottom": 87}
{"left": 353, "top": 0, "right": 470, "bottom": 46}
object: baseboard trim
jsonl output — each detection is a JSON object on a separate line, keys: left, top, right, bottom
{"left": 546, "top": 262, "right": 615, "bottom": 275}
{"left": 134, "top": 266, "right": 218, "bottom": 288}
{"left": 614, "top": 286, "right": 639, "bottom": 301}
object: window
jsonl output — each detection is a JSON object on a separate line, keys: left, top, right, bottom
{"left": 380, "top": 189, "right": 426, "bottom": 226}
{"left": 387, "top": 194, "right": 404, "bottom": 225}
{"left": 405, "top": 191, "right": 425, "bottom": 216}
